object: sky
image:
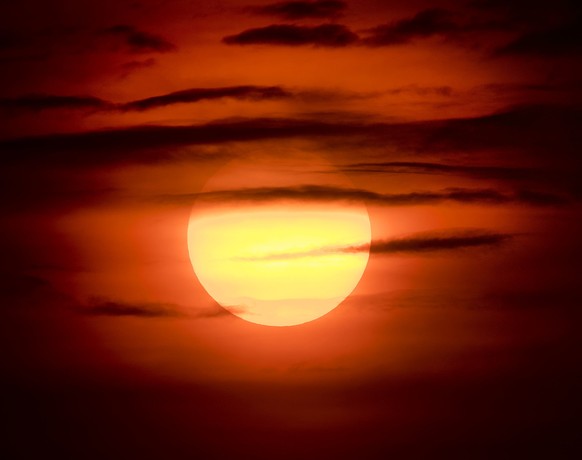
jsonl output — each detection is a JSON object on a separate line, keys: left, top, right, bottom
{"left": 1, "top": 0, "right": 581, "bottom": 458}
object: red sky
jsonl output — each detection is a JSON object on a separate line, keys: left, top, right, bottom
{"left": 1, "top": 1, "right": 581, "bottom": 458}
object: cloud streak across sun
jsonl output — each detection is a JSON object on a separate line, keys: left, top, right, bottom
{"left": 232, "top": 230, "right": 514, "bottom": 261}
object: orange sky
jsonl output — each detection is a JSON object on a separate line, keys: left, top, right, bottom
{"left": 1, "top": 1, "right": 581, "bottom": 458}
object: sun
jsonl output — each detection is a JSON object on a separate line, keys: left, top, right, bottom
{"left": 186, "top": 153, "right": 371, "bottom": 327}
{"left": 188, "top": 204, "right": 371, "bottom": 326}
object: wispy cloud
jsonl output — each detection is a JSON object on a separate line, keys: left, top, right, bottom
{"left": 0, "top": 94, "right": 111, "bottom": 112}
{"left": 0, "top": 85, "right": 366, "bottom": 114}
{"left": 234, "top": 230, "right": 513, "bottom": 261}
{"left": 118, "top": 85, "right": 292, "bottom": 111}
{"left": 79, "top": 300, "right": 185, "bottom": 318}
{"left": 362, "top": 8, "right": 460, "bottom": 46}
{"left": 190, "top": 184, "right": 568, "bottom": 207}
{"left": 336, "top": 161, "right": 540, "bottom": 181}
{"left": 384, "top": 85, "right": 454, "bottom": 97}
{"left": 1, "top": 105, "right": 579, "bottom": 170}
{"left": 224, "top": 7, "right": 504, "bottom": 49}
{"left": 223, "top": 24, "right": 358, "bottom": 47}
{"left": 97, "top": 25, "right": 176, "bottom": 53}
{"left": 77, "top": 299, "right": 242, "bottom": 319}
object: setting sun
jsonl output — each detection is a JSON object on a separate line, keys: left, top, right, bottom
{"left": 188, "top": 205, "right": 371, "bottom": 326}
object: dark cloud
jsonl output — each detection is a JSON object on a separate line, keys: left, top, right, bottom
{"left": 0, "top": 86, "right": 368, "bottom": 116}
{"left": 424, "top": 104, "right": 581, "bottom": 158}
{"left": 77, "top": 299, "right": 240, "bottom": 319}
{"left": 0, "top": 94, "right": 110, "bottom": 112}
{"left": 345, "top": 158, "right": 577, "bottom": 202}
{"left": 0, "top": 24, "right": 174, "bottom": 66}
{"left": 337, "top": 161, "right": 540, "bottom": 181}
{"left": 337, "top": 160, "right": 575, "bottom": 210}
{"left": 1, "top": 105, "right": 579, "bottom": 169}
{"left": 119, "top": 85, "right": 292, "bottom": 111}
{"left": 190, "top": 184, "right": 568, "bottom": 207}
{"left": 235, "top": 230, "right": 513, "bottom": 261}
{"left": 0, "top": 117, "right": 369, "bottom": 165}
{"left": 293, "top": 88, "right": 378, "bottom": 102}
{"left": 98, "top": 25, "right": 176, "bottom": 53}
{"left": 496, "top": 20, "right": 582, "bottom": 56}
{"left": 222, "top": 9, "right": 474, "bottom": 48}
{"left": 225, "top": 6, "right": 581, "bottom": 51}
{"left": 79, "top": 300, "right": 185, "bottom": 318}
{"left": 222, "top": 23, "right": 359, "bottom": 47}
{"left": 385, "top": 85, "right": 454, "bottom": 97}
{"left": 246, "top": 1, "right": 346, "bottom": 19}
{"left": 367, "top": 231, "right": 512, "bottom": 254}
{"left": 362, "top": 8, "right": 459, "bottom": 46}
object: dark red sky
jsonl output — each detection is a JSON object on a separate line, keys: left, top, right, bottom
{"left": 1, "top": 1, "right": 581, "bottom": 458}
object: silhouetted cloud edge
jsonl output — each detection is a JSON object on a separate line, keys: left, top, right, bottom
{"left": 0, "top": 85, "right": 293, "bottom": 113}
{"left": 77, "top": 299, "right": 241, "bottom": 319}
{"left": 187, "top": 184, "right": 569, "bottom": 207}
{"left": 1, "top": 104, "right": 579, "bottom": 171}
{"left": 223, "top": 23, "right": 359, "bottom": 47}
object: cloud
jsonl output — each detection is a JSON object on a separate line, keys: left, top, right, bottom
{"left": 496, "top": 20, "right": 582, "bottom": 56}
{"left": 362, "top": 8, "right": 459, "bottom": 46}
{"left": 246, "top": 1, "right": 346, "bottom": 19}
{"left": 0, "top": 94, "right": 111, "bottom": 112}
{"left": 1, "top": 104, "right": 579, "bottom": 168}
{"left": 119, "top": 85, "right": 292, "bottom": 111}
{"left": 337, "top": 161, "right": 540, "bottom": 181}
{"left": 222, "top": 9, "right": 473, "bottom": 48}
{"left": 0, "top": 85, "right": 366, "bottom": 115}
{"left": 222, "top": 23, "right": 359, "bottom": 47}
{"left": 79, "top": 300, "right": 185, "bottom": 318}
{"left": 77, "top": 299, "right": 242, "bottom": 319}
{"left": 0, "top": 117, "right": 369, "bottom": 165}
{"left": 385, "top": 85, "right": 454, "bottom": 97}
{"left": 225, "top": 6, "right": 580, "bottom": 51}
{"left": 235, "top": 230, "right": 513, "bottom": 261}
{"left": 98, "top": 25, "right": 176, "bottom": 53}
{"left": 368, "top": 232, "right": 512, "bottom": 253}
{"left": 189, "top": 184, "right": 568, "bottom": 207}
{"left": 223, "top": 6, "right": 524, "bottom": 49}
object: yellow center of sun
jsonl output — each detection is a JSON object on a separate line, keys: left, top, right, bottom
{"left": 187, "top": 205, "right": 371, "bottom": 326}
